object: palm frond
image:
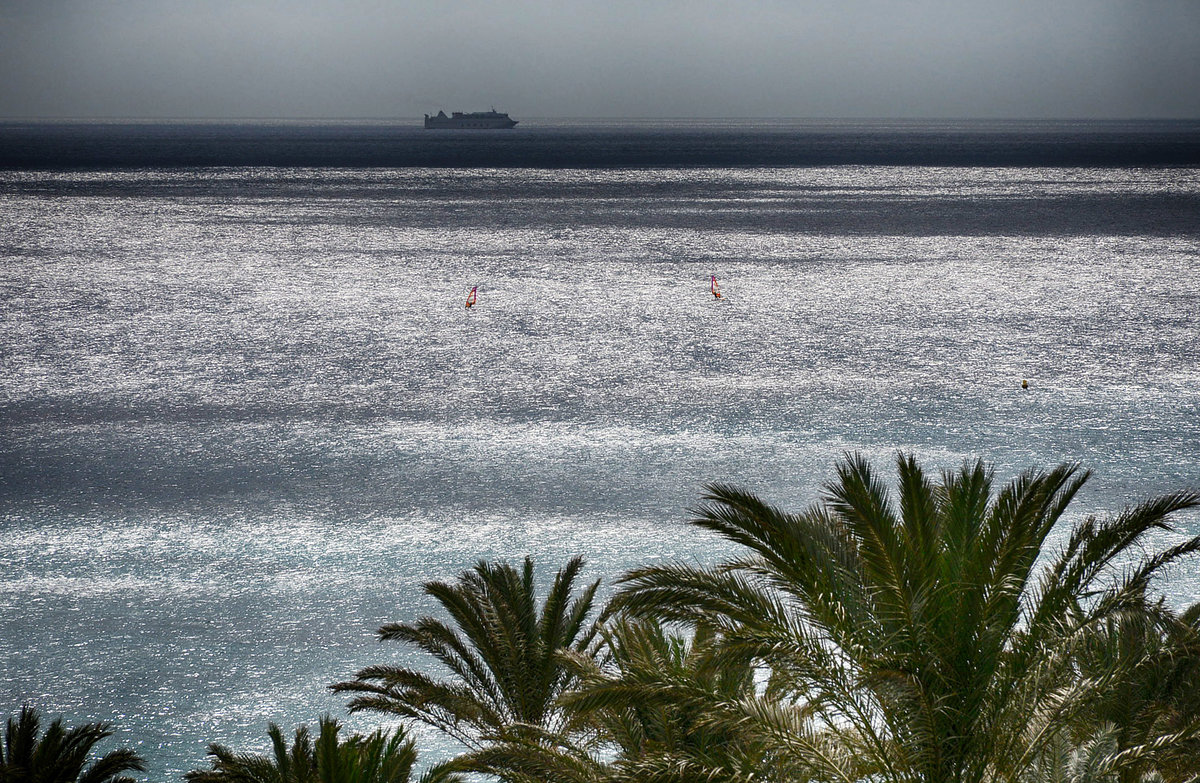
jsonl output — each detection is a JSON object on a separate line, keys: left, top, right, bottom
{"left": 2, "top": 708, "right": 144, "bottom": 783}
{"left": 334, "top": 556, "right": 600, "bottom": 748}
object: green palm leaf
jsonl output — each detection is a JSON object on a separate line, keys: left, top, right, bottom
{"left": 1, "top": 707, "right": 145, "bottom": 783}
{"left": 332, "top": 556, "right": 600, "bottom": 751}
{"left": 185, "top": 717, "right": 457, "bottom": 783}
{"left": 609, "top": 453, "right": 1200, "bottom": 783}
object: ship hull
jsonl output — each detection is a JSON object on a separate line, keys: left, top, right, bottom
{"left": 424, "top": 118, "right": 517, "bottom": 129}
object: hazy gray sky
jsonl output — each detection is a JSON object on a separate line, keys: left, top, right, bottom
{"left": 1, "top": 0, "right": 1198, "bottom": 119}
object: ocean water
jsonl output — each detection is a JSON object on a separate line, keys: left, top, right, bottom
{"left": 2, "top": 122, "right": 1200, "bottom": 780}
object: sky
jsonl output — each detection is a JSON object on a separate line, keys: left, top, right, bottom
{"left": 1, "top": 0, "right": 1199, "bottom": 120}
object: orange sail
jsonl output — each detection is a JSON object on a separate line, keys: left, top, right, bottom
{"left": 465, "top": 286, "right": 477, "bottom": 308}
{"left": 711, "top": 275, "right": 722, "bottom": 299}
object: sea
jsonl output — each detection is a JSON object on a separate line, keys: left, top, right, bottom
{"left": 2, "top": 119, "right": 1200, "bottom": 780}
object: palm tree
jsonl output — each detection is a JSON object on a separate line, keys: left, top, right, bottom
{"left": 1, "top": 706, "right": 145, "bottom": 783}
{"left": 1157, "top": 602, "right": 1200, "bottom": 783}
{"left": 608, "top": 453, "right": 1200, "bottom": 783}
{"left": 331, "top": 556, "right": 600, "bottom": 752}
{"left": 455, "top": 618, "right": 772, "bottom": 783}
{"left": 1071, "top": 598, "right": 1200, "bottom": 783}
{"left": 184, "top": 716, "right": 461, "bottom": 783}
{"left": 561, "top": 618, "right": 768, "bottom": 782}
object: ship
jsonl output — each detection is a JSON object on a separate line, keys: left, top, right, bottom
{"left": 424, "top": 108, "right": 518, "bottom": 129}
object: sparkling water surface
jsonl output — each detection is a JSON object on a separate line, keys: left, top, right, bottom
{"left": 2, "top": 160, "right": 1199, "bottom": 780}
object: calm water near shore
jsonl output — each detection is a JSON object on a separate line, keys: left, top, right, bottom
{"left": 2, "top": 121, "right": 1199, "bottom": 779}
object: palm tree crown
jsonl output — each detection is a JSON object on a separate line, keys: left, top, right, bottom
{"left": 332, "top": 556, "right": 600, "bottom": 751}
{"left": 559, "top": 619, "right": 763, "bottom": 780}
{"left": 1071, "top": 597, "right": 1200, "bottom": 783}
{"left": 454, "top": 618, "right": 767, "bottom": 783}
{"left": 609, "top": 453, "right": 1200, "bottom": 783}
{"left": 1, "top": 706, "right": 145, "bottom": 783}
{"left": 184, "top": 716, "right": 461, "bottom": 783}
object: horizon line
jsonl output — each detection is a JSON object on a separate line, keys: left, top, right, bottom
{"left": 3, "top": 115, "right": 1200, "bottom": 124}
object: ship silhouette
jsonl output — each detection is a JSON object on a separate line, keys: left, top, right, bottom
{"left": 424, "top": 108, "right": 518, "bottom": 129}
